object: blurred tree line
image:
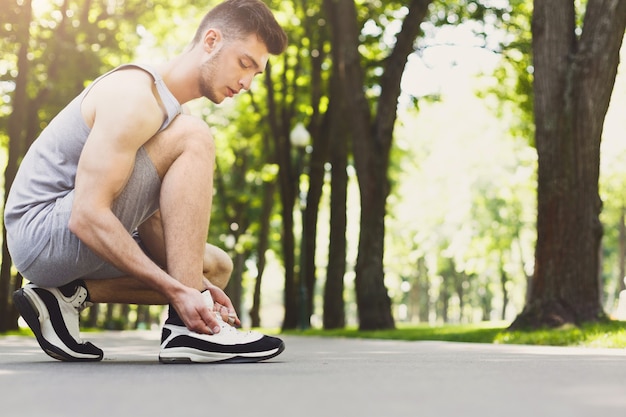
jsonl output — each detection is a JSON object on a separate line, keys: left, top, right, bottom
{"left": 0, "top": 0, "right": 624, "bottom": 332}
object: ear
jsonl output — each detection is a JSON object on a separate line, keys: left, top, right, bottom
{"left": 202, "top": 28, "right": 223, "bottom": 53}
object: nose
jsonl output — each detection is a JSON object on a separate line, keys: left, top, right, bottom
{"left": 239, "top": 74, "right": 254, "bottom": 91}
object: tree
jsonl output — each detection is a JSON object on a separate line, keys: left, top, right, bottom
{"left": 324, "top": 0, "right": 431, "bottom": 329}
{"left": 0, "top": 0, "right": 33, "bottom": 332}
{"left": 323, "top": 33, "right": 350, "bottom": 329}
{"left": 511, "top": 0, "right": 626, "bottom": 329}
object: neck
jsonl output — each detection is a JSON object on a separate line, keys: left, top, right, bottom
{"left": 157, "top": 51, "right": 202, "bottom": 104}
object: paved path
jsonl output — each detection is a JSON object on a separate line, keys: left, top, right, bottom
{"left": 1, "top": 330, "right": 626, "bottom": 417}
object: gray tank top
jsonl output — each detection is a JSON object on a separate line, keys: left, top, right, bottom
{"left": 4, "top": 63, "right": 182, "bottom": 271}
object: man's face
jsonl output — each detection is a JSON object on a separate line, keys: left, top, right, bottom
{"left": 199, "top": 33, "right": 270, "bottom": 104}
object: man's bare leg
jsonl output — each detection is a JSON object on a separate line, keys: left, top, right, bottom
{"left": 85, "top": 242, "right": 234, "bottom": 304}
{"left": 142, "top": 115, "right": 215, "bottom": 293}
{"left": 136, "top": 211, "right": 234, "bottom": 290}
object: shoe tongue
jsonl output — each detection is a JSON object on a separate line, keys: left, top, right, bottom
{"left": 202, "top": 290, "right": 215, "bottom": 310}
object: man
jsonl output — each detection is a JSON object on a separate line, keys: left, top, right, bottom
{"left": 5, "top": 0, "right": 288, "bottom": 363}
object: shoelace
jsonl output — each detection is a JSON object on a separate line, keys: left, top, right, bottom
{"left": 216, "top": 315, "right": 253, "bottom": 336}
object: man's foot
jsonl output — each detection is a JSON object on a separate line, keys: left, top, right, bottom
{"left": 12, "top": 283, "right": 103, "bottom": 362}
{"left": 159, "top": 292, "right": 285, "bottom": 364}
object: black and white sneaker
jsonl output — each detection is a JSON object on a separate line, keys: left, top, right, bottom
{"left": 13, "top": 283, "right": 103, "bottom": 362}
{"left": 159, "top": 292, "right": 285, "bottom": 364}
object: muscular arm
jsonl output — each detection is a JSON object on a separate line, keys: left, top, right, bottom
{"left": 68, "top": 69, "right": 214, "bottom": 332}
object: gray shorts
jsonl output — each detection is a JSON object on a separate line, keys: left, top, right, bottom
{"left": 20, "top": 147, "right": 161, "bottom": 287}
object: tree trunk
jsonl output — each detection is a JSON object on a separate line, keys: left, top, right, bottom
{"left": 264, "top": 64, "right": 299, "bottom": 329}
{"left": 226, "top": 251, "right": 245, "bottom": 315}
{"left": 416, "top": 257, "right": 430, "bottom": 323}
{"left": 301, "top": 24, "right": 330, "bottom": 327}
{"left": 511, "top": 0, "right": 626, "bottom": 329}
{"left": 326, "top": 0, "right": 430, "bottom": 329}
{"left": 618, "top": 206, "right": 626, "bottom": 294}
{"left": 323, "top": 81, "right": 349, "bottom": 329}
{"left": 250, "top": 179, "right": 275, "bottom": 327}
{"left": 0, "top": 0, "right": 32, "bottom": 332}
{"left": 500, "top": 255, "right": 509, "bottom": 321}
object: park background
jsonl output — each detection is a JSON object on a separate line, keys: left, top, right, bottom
{"left": 0, "top": 0, "right": 625, "bottom": 337}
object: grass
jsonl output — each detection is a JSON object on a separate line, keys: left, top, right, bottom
{"left": 282, "top": 320, "right": 626, "bottom": 349}
{"left": 4, "top": 320, "right": 626, "bottom": 349}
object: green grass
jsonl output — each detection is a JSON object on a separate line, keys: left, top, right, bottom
{"left": 1, "top": 328, "right": 37, "bottom": 337}
{"left": 5, "top": 320, "right": 626, "bottom": 349}
{"left": 282, "top": 320, "right": 626, "bottom": 349}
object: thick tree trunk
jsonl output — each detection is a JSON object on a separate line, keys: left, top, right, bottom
{"left": 511, "top": 0, "right": 626, "bottom": 329}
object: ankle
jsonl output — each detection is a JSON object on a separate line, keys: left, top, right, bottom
{"left": 165, "top": 305, "right": 185, "bottom": 326}
{"left": 59, "top": 279, "right": 90, "bottom": 300}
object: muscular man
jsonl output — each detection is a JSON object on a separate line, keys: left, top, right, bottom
{"left": 6, "top": 0, "right": 288, "bottom": 363}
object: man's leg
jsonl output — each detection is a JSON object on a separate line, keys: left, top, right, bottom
{"left": 137, "top": 116, "right": 282, "bottom": 363}
{"left": 136, "top": 210, "right": 234, "bottom": 290}
{"left": 143, "top": 114, "right": 215, "bottom": 293}
{"left": 85, "top": 241, "right": 233, "bottom": 303}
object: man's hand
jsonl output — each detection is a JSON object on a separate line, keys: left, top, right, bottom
{"left": 203, "top": 278, "right": 241, "bottom": 327}
{"left": 169, "top": 286, "right": 222, "bottom": 334}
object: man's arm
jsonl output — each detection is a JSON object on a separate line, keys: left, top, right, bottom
{"left": 69, "top": 69, "right": 216, "bottom": 334}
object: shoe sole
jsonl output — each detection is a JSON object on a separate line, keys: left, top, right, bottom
{"left": 159, "top": 341, "right": 285, "bottom": 364}
{"left": 13, "top": 288, "right": 102, "bottom": 362}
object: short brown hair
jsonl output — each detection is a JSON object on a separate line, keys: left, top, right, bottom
{"left": 192, "top": 0, "right": 288, "bottom": 55}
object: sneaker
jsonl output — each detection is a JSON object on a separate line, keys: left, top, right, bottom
{"left": 159, "top": 292, "right": 285, "bottom": 364}
{"left": 13, "top": 283, "right": 103, "bottom": 362}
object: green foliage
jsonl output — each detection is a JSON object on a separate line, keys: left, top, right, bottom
{"left": 420, "top": 0, "right": 535, "bottom": 145}
{"left": 0, "top": 0, "right": 153, "bottom": 133}
{"left": 387, "top": 72, "right": 538, "bottom": 323}
{"left": 2, "top": 0, "right": 619, "bottom": 331}
{"left": 482, "top": 0, "right": 534, "bottom": 145}
{"left": 205, "top": 93, "right": 281, "bottom": 256}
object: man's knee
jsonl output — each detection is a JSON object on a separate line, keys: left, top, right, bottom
{"left": 144, "top": 115, "right": 215, "bottom": 177}
{"left": 204, "top": 245, "right": 233, "bottom": 290}
{"left": 177, "top": 116, "right": 215, "bottom": 156}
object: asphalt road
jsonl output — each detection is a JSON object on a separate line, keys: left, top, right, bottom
{"left": 1, "top": 330, "right": 625, "bottom": 417}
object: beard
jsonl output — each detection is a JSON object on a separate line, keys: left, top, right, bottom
{"left": 199, "top": 49, "right": 223, "bottom": 103}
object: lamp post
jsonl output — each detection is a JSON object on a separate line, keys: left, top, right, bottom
{"left": 290, "top": 122, "right": 310, "bottom": 330}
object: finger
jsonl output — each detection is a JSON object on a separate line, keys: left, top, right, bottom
{"left": 188, "top": 302, "right": 220, "bottom": 335}
{"left": 227, "top": 308, "right": 241, "bottom": 326}
{"left": 219, "top": 305, "right": 229, "bottom": 321}
{"left": 202, "top": 310, "right": 222, "bottom": 335}
{"left": 213, "top": 302, "right": 223, "bottom": 313}
{"left": 186, "top": 316, "right": 212, "bottom": 335}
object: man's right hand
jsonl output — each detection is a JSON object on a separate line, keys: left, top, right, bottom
{"left": 170, "top": 286, "right": 221, "bottom": 334}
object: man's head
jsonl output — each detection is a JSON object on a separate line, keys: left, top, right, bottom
{"left": 191, "top": 0, "right": 288, "bottom": 103}
{"left": 191, "top": 0, "right": 288, "bottom": 56}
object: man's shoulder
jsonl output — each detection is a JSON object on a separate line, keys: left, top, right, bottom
{"left": 82, "top": 67, "right": 163, "bottom": 128}
{"left": 91, "top": 67, "right": 156, "bottom": 97}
